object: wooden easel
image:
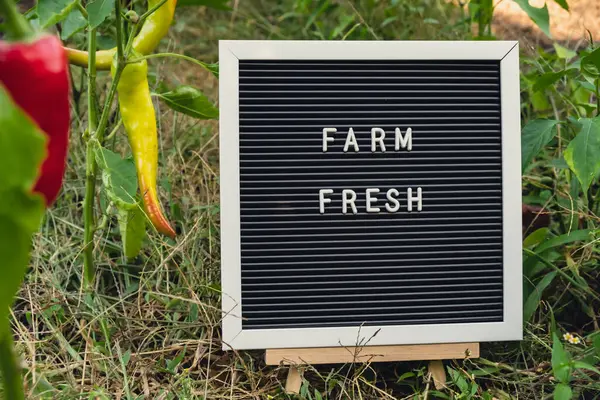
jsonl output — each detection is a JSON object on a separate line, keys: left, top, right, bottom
{"left": 266, "top": 342, "right": 479, "bottom": 394}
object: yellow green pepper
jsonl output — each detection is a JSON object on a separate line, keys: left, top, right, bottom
{"left": 112, "top": 56, "right": 176, "bottom": 238}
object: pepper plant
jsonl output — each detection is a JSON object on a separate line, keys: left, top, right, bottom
{"left": 36, "top": 0, "right": 219, "bottom": 284}
{"left": 0, "top": 0, "right": 219, "bottom": 396}
{"left": 0, "top": 0, "right": 71, "bottom": 397}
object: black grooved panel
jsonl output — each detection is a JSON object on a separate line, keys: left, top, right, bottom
{"left": 238, "top": 59, "right": 503, "bottom": 329}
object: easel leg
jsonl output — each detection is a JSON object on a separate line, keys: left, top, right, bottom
{"left": 428, "top": 360, "right": 446, "bottom": 390}
{"left": 285, "top": 365, "right": 302, "bottom": 394}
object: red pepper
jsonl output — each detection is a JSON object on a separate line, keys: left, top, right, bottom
{"left": 0, "top": 2, "right": 70, "bottom": 206}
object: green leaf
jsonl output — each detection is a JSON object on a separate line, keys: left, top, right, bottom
{"left": 523, "top": 227, "right": 549, "bottom": 248}
{"left": 552, "top": 0, "right": 569, "bottom": 11}
{"left": 85, "top": 0, "right": 114, "bottom": 29}
{"left": 513, "top": 0, "right": 551, "bottom": 37}
{"left": 0, "top": 86, "right": 47, "bottom": 323}
{"left": 117, "top": 205, "right": 146, "bottom": 260}
{"left": 96, "top": 33, "right": 117, "bottom": 50}
{"left": 94, "top": 147, "right": 138, "bottom": 208}
{"left": 0, "top": 90, "right": 47, "bottom": 191}
{"left": 536, "top": 230, "right": 593, "bottom": 253}
{"left": 332, "top": 14, "right": 355, "bottom": 37}
{"left": 552, "top": 333, "right": 572, "bottom": 383}
{"left": 594, "top": 334, "right": 600, "bottom": 353}
{"left": 204, "top": 62, "right": 219, "bottom": 79}
{"left": 178, "top": 0, "right": 230, "bottom": 10}
{"left": 554, "top": 43, "right": 576, "bottom": 60}
{"left": 550, "top": 158, "right": 569, "bottom": 169}
{"left": 37, "top": 0, "right": 77, "bottom": 27}
{"left": 521, "top": 119, "right": 558, "bottom": 172}
{"left": 580, "top": 47, "right": 600, "bottom": 84}
{"left": 61, "top": 9, "right": 87, "bottom": 40}
{"left": 554, "top": 383, "right": 572, "bottom": 400}
{"left": 530, "top": 89, "right": 552, "bottom": 111}
{"left": 572, "top": 361, "right": 600, "bottom": 375}
{"left": 533, "top": 70, "right": 573, "bottom": 92}
{"left": 564, "top": 117, "right": 600, "bottom": 193}
{"left": 447, "top": 367, "right": 469, "bottom": 393}
{"left": 166, "top": 349, "right": 186, "bottom": 373}
{"left": 156, "top": 86, "right": 219, "bottom": 119}
{"left": 397, "top": 371, "right": 416, "bottom": 381}
{"left": 88, "top": 390, "right": 110, "bottom": 400}
{"left": 0, "top": 193, "right": 45, "bottom": 324}
{"left": 428, "top": 391, "right": 451, "bottom": 400}
{"left": 120, "top": 349, "right": 131, "bottom": 366}
{"left": 523, "top": 271, "right": 557, "bottom": 322}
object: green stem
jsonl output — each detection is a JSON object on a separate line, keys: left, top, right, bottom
{"left": 95, "top": 67, "right": 123, "bottom": 142}
{"left": 138, "top": 0, "right": 168, "bottom": 21}
{"left": 105, "top": 119, "right": 123, "bottom": 142}
{"left": 0, "top": 0, "right": 32, "bottom": 40}
{"left": 83, "top": 28, "right": 98, "bottom": 286}
{"left": 120, "top": 0, "right": 167, "bottom": 57}
{"left": 115, "top": 0, "right": 124, "bottom": 62}
{"left": 132, "top": 52, "right": 216, "bottom": 76}
{"left": 477, "top": 0, "right": 484, "bottom": 38}
{"left": 75, "top": 1, "right": 88, "bottom": 18}
{"left": 596, "top": 79, "right": 600, "bottom": 115}
{"left": 82, "top": 0, "right": 128, "bottom": 284}
{"left": 94, "top": 0, "right": 127, "bottom": 144}
{"left": 0, "top": 319, "right": 24, "bottom": 400}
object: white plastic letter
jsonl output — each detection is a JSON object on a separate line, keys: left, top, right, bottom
{"left": 322, "top": 128, "right": 336, "bottom": 152}
{"left": 407, "top": 187, "right": 423, "bottom": 212}
{"left": 319, "top": 189, "right": 333, "bottom": 214}
{"left": 385, "top": 188, "right": 400, "bottom": 212}
{"left": 366, "top": 188, "right": 381, "bottom": 213}
{"left": 344, "top": 128, "right": 360, "bottom": 152}
{"left": 395, "top": 127, "right": 412, "bottom": 151}
{"left": 371, "top": 128, "right": 386, "bottom": 152}
{"left": 342, "top": 190, "right": 358, "bottom": 214}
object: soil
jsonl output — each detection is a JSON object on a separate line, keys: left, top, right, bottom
{"left": 492, "top": 0, "right": 600, "bottom": 47}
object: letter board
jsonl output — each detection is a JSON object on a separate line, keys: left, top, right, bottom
{"left": 220, "top": 41, "right": 522, "bottom": 350}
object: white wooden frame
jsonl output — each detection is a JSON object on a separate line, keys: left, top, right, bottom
{"left": 220, "top": 41, "right": 522, "bottom": 350}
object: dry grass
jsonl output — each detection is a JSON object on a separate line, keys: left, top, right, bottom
{"left": 4, "top": 0, "right": 600, "bottom": 399}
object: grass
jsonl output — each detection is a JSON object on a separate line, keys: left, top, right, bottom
{"left": 3, "top": 0, "right": 600, "bottom": 398}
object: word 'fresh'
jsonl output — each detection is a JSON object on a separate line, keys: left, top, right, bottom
{"left": 319, "top": 188, "right": 423, "bottom": 214}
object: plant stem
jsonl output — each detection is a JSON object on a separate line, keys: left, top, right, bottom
{"left": 105, "top": 119, "right": 123, "bottom": 142}
{"left": 132, "top": 53, "right": 217, "bottom": 76}
{"left": 75, "top": 1, "right": 88, "bottom": 18}
{"left": 95, "top": 0, "right": 127, "bottom": 142}
{"left": 82, "top": 0, "right": 129, "bottom": 286}
{"left": 596, "top": 78, "right": 600, "bottom": 116}
{"left": 138, "top": 0, "right": 168, "bottom": 22}
{"left": 95, "top": 68, "right": 123, "bottom": 141}
{"left": 477, "top": 0, "right": 484, "bottom": 38}
{"left": 0, "top": 0, "right": 32, "bottom": 40}
{"left": 0, "top": 318, "right": 24, "bottom": 400}
{"left": 83, "top": 27, "right": 98, "bottom": 286}
{"left": 115, "top": 0, "right": 124, "bottom": 62}
{"left": 119, "top": 0, "right": 167, "bottom": 58}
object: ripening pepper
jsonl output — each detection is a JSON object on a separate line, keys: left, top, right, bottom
{"left": 66, "top": 0, "right": 177, "bottom": 70}
{"left": 0, "top": 5, "right": 70, "bottom": 205}
{"left": 112, "top": 56, "right": 176, "bottom": 238}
